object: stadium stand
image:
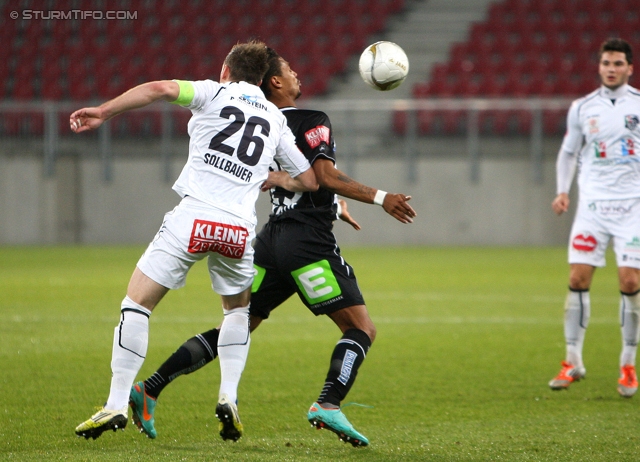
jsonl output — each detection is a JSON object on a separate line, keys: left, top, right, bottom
{"left": 0, "top": 0, "right": 405, "bottom": 135}
{"left": 4, "top": 0, "right": 640, "bottom": 138}
{"left": 404, "top": 0, "right": 640, "bottom": 135}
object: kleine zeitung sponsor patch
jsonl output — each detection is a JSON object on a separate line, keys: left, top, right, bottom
{"left": 188, "top": 219, "right": 248, "bottom": 258}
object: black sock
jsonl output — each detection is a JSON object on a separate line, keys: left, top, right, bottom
{"left": 317, "top": 329, "right": 372, "bottom": 407}
{"left": 143, "top": 328, "right": 219, "bottom": 399}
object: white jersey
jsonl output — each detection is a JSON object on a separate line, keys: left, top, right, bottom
{"left": 560, "top": 84, "right": 640, "bottom": 201}
{"left": 172, "top": 80, "right": 311, "bottom": 224}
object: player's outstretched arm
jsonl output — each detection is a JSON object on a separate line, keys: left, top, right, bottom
{"left": 314, "top": 158, "right": 416, "bottom": 224}
{"left": 70, "top": 80, "right": 180, "bottom": 133}
{"left": 261, "top": 168, "right": 318, "bottom": 192}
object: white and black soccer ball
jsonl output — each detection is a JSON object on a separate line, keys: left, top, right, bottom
{"left": 358, "top": 41, "right": 409, "bottom": 91}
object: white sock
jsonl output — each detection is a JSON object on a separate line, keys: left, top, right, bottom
{"left": 105, "top": 296, "right": 151, "bottom": 410}
{"left": 620, "top": 291, "right": 640, "bottom": 367}
{"left": 564, "top": 289, "right": 590, "bottom": 368}
{"left": 218, "top": 306, "right": 251, "bottom": 404}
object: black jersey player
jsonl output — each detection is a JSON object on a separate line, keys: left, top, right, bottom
{"left": 128, "top": 48, "right": 416, "bottom": 446}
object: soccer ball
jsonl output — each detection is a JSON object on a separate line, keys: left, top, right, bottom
{"left": 358, "top": 41, "right": 409, "bottom": 91}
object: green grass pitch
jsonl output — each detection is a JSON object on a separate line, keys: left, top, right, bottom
{"left": 1, "top": 246, "right": 637, "bottom": 461}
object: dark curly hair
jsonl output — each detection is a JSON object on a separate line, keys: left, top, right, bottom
{"left": 259, "top": 47, "right": 283, "bottom": 98}
{"left": 599, "top": 38, "right": 633, "bottom": 64}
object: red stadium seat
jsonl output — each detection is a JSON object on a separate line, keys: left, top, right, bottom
{"left": 487, "top": 1, "right": 509, "bottom": 24}
{"left": 554, "top": 76, "right": 584, "bottom": 96}
{"left": 435, "top": 80, "right": 456, "bottom": 97}
{"left": 449, "top": 111, "right": 469, "bottom": 135}
{"left": 0, "top": 57, "right": 11, "bottom": 81}
{"left": 41, "top": 79, "right": 65, "bottom": 100}
{"left": 543, "top": 109, "right": 567, "bottom": 135}
{"left": 454, "top": 75, "right": 484, "bottom": 96}
{"left": 392, "top": 110, "right": 408, "bottom": 135}
{"left": 11, "top": 82, "right": 36, "bottom": 100}
{"left": 172, "top": 109, "right": 192, "bottom": 136}
{"left": 68, "top": 79, "right": 96, "bottom": 101}
{"left": 2, "top": 111, "right": 44, "bottom": 135}
{"left": 508, "top": 110, "right": 533, "bottom": 135}
{"left": 480, "top": 110, "right": 511, "bottom": 135}
{"left": 480, "top": 77, "right": 508, "bottom": 97}
{"left": 414, "top": 110, "right": 433, "bottom": 134}
{"left": 578, "top": 77, "right": 599, "bottom": 95}
{"left": 410, "top": 0, "right": 639, "bottom": 127}
{"left": 2, "top": 0, "right": 406, "bottom": 128}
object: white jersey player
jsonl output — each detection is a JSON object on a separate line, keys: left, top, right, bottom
{"left": 71, "top": 40, "right": 318, "bottom": 442}
{"left": 171, "top": 78, "right": 307, "bottom": 224}
{"left": 549, "top": 38, "right": 640, "bottom": 398}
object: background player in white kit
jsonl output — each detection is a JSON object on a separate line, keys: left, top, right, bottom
{"left": 549, "top": 38, "right": 640, "bottom": 397}
{"left": 70, "top": 40, "right": 317, "bottom": 441}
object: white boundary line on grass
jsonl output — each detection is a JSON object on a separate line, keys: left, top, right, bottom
{"left": 9, "top": 314, "right": 620, "bottom": 325}
{"left": 364, "top": 291, "right": 621, "bottom": 305}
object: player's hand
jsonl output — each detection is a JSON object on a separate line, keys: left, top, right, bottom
{"left": 552, "top": 193, "right": 570, "bottom": 215}
{"left": 383, "top": 193, "right": 416, "bottom": 224}
{"left": 261, "top": 170, "right": 286, "bottom": 191}
{"left": 70, "top": 107, "right": 106, "bottom": 133}
{"left": 338, "top": 199, "right": 361, "bottom": 230}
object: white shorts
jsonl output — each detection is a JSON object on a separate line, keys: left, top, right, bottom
{"left": 568, "top": 198, "right": 640, "bottom": 268}
{"left": 137, "top": 196, "right": 256, "bottom": 295}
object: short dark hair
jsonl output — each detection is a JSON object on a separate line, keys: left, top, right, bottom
{"left": 599, "top": 38, "right": 633, "bottom": 64}
{"left": 224, "top": 40, "right": 270, "bottom": 85}
{"left": 259, "top": 48, "right": 283, "bottom": 99}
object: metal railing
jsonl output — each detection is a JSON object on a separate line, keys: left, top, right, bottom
{"left": 309, "top": 97, "right": 574, "bottom": 184}
{"left": 0, "top": 98, "right": 574, "bottom": 184}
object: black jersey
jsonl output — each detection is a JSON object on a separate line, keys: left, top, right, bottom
{"left": 268, "top": 107, "right": 338, "bottom": 230}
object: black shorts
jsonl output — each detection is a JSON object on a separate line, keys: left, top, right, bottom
{"left": 250, "top": 219, "right": 365, "bottom": 319}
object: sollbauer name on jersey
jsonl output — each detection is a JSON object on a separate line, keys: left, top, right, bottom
{"left": 203, "top": 153, "right": 253, "bottom": 182}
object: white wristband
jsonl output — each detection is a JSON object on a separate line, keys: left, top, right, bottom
{"left": 373, "top": 190, "right": 387, "bottom": 206}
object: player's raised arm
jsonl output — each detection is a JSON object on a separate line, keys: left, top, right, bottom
{"left": 313, "top": 158, "right": 416, "bottom": 224}
{"left": 70, "top": 80, "right": 180, "bottom": 133}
